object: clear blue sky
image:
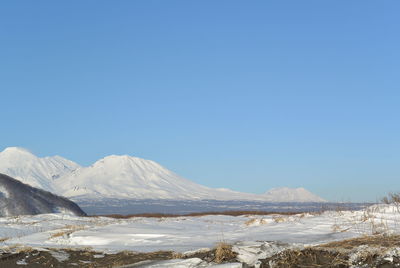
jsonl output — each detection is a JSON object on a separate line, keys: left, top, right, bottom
{"left": 1, "top": 1, "right": 399, "bottom": 202}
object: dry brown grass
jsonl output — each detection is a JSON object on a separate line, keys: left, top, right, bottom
{"left": 268, "top": 247, "right": 349, "bottom": 268}
{"left": 319, "top": 234, "right": 400, "bottom": 249}
{"left": 171, "top": 252, "right": 184, "bottom": 259}
{"left": 14, "top": 246, "right": 34, "bottom": 254}
{"left": 0, "top": 237, "right": 9, "bottom": 242}
{"left": 263, "top": 235, "right": 400, "bottom": 267}
{"left": 244, "top": 218, "right": 268, "bottom": 226}
{"left": 214, "top": 242, "right": 236, "bottom": 263}
{"left": 273, "top": 216, "right": 286, "bottom": 223}
{"left": 244, "top": 218, "right": 257, "bottom": 226}
{"left": 382, "top": 192, "right": 400, "bottom": 204}
{"left": 50, "top": 225, "right": 86, "bottom": 239}
{"left": 310, "top": 203, "right": 361, "bottom": 217}
{"left": 331, "top": 223, "right": 352, "bottom": 233}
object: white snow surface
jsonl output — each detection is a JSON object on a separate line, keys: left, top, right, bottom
{"left": 0, "top": 147, "right": 80, "bottom": 191}
{"left": 0, "top": 147, "right": 325, "bottom": 202}
{"left": 0, "top": 204, "right": 399, "bottom": 267}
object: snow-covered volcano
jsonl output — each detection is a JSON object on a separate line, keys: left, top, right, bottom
{"left": 0, "top": 147, "right": 326, "bottom": 202}
{"left": 0, "top": 147, "right": 80, "bottom": 192}
{"left": 53, "top": 155, "right": 265, "bottom": 200}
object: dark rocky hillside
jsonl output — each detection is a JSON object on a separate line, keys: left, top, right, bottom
{"left": 0, "top": 173, "right": 86, "bottom": 217}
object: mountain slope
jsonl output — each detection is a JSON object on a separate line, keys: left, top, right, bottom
{"left": 0, "top": 173, "right": 86, "bottom": 217}
{"left": 0, "top": 147, "right": 81, "bottom": 192}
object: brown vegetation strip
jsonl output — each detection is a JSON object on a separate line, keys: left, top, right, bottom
{"left": 318, "top": 234, "right": 400, "bottom": 249}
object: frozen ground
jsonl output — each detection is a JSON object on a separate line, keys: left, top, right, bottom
{"left": 0, "top": 204, "right": 400, "bottom": 267}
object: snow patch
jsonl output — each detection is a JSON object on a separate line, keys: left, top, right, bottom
{"left": 49, "top": 250, "right": 70, "bottom": 262}
{"left": 0, "top": 185, "right": 9, "bottom": 198}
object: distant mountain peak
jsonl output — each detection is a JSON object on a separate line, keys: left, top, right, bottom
{"left": 3, "top": 146, "right": 32, "bottom": 153}
{"left": 90, "top": 154, "right": 171, "bottom": 178}
{"left": 264, "top": 187, "right": 306, "bottom": 194}
{"left": 99, "top": 154, "right": 160, "bottom": 166}
{"left": 264, "top": 187, "right": 326, "bottom": 202}
{"left": 1, "top": 146, "right": 35, "bottom": 157}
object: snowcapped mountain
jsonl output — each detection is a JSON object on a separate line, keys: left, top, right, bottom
{"left": 0, "top": 147, "right": 81, "bottom": 192}
{"left": 263, "top": 187, "right": 326, "bottom": 202}
{"left": 53, "top": 155, "right": 265, "bottom": 201}
{"left": 0, "top": 173, "right": 86, "bottom": 217}
{"left": 0, "top": 147, "right": 326, "bottom": 202}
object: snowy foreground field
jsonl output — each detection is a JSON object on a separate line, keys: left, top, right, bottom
{"left": 1, "top": 204, "right": 400, "bottom": 267}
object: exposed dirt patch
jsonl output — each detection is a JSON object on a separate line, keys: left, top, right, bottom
{"left": 261, "top": 235, "right": 400, "bottom": 268}
{"left": 0, "top": 247, "right": 237, "bottom": 267}
{"left": 261, "top": 248, "right": 349, "bottom": 268}
{"left": 0, "top": 249, "right": 175, "bottom": 267}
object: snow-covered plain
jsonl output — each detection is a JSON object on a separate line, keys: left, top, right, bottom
{"left": 1, "top": 204, "right": 399, "bottom": 266}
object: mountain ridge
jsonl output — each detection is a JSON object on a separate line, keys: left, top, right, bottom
{"left": 0, "top": 147, "right": 81, "bottom": 192}
{"left": 0, "top": 147, "right": 326, "bottom": 202}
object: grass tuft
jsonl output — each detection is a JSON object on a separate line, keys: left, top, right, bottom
{"left": 214, "top": 242, "right": 236, "bottom": 263}
{"left": 382, "top": 192, "right": 400, "bottom": 204}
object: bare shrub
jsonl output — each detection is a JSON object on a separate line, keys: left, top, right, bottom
{"left": 214, "top": 242, "right": 236, "bottom": 263}
{"left": 273, "top": 216, "right": 286, "bottom": 223}
{"left": 171, "top": 252, "right": 184, "bottom": 259}
{"left": 381, "top": 192, "right": 400, "bottom": 213}
{"left": 381, "top": 192, "right": 400, "bottom": 204}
